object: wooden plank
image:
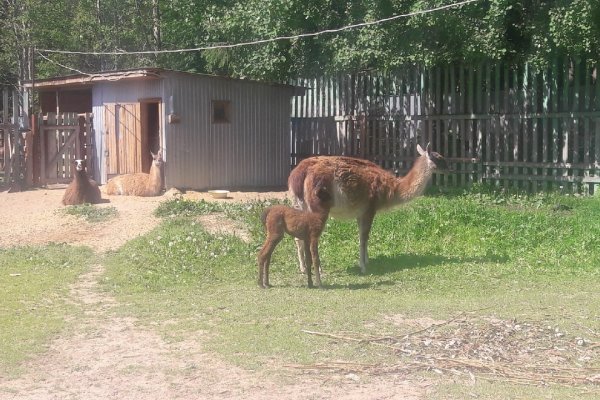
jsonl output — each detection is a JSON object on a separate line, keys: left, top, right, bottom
{"left": 561, "top": 58, "right": 570, "bottom": 190}
{"left": 443, "top": 65, "right": 450, "bottom": 186}
{"left": 105, "top": 104, "right": 118, "bottom": 175}
{"left": 24, "top": 130, "right": 33, "bottom": 187}
{"left": 494, "top": 64, "right": 501, "bottom": 169}
{"left": 523, "top": 63, "right": 531, "bottom": 191}
{"left": 595, "top": 61, "right": 600, "bottom": 195}
{"left": 474, "top": 63, "right": 484, "bottom": 184}
{"left": 583, "top": 62, "right": 591, "bottom": 193}
{"left": 503, "top": 64, "right": 510, "bottom": 188}
{"left": 512, "top": 66, "right": 520, "bottom": 189}
{"left": 12, "top": 88, "right": 19, "bottom": 125}
{"left": 2, "top": 89, "right": 8, "bottom": 123}
{"left": 46, "top": 113, "right": 58, "bottom": 180}
{"left": 466, "top": 65, "right": 474, "bottom": 185}
{"left": 38, "top": 114, "right": 46, "bottom": 185}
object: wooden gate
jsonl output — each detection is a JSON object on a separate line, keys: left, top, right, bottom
{"left": 39, "top": 112, "right": 93, "bottom": 185}
{"left": 104, "top": 103, "right": 144, "bottom": 178}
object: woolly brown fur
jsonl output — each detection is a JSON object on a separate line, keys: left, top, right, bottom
{"left": 258, "top": 205, "right": 329, "bottom": 289}
{"left": 288, "top": 144, "right": 447, "bottom": 273}
{"left": 62, "top": 160, "right": 102, "bottom": 205}
{"left": 105, "top": 151, "right": 164, "bottom": 197}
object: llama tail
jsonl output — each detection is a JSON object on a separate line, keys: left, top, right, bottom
{"left": 288, "top": 160, "right": 312, "bottom": 202}
{"left": 260, "top": 207, "right": 270, "bottom": 226}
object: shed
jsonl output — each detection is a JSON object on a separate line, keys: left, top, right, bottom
{"left": 27, "top": 68, "right": 298, "bottom": 190}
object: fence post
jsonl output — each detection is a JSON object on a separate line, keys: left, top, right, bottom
{"left": 39, "top": 114, "right": 46, "bottom": 186}
{"left": 24, "top": 130, "right": 33, "bottom": 187}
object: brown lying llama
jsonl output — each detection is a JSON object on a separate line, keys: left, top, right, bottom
{"left": 258, "top": 205, "right": 329, "bottom": 289}
{"left": 288, "top": 143, "right": 447, "bottom": 274}
{"left": 105, "top": 150, "right": 164, "bottom": 196}
{"left": 62, "top": 159, "right": 102, "bottom": 205}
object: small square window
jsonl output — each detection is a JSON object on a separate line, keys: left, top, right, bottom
{"left": 212, "top": 100, "right": 231, "bottom": 123}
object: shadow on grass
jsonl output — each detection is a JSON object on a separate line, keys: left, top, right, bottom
{"left": 322, "top": 281, "right": 396, "bottom": 290}
{"left": 346, "top": 252, "right": 509, "bottom": 276}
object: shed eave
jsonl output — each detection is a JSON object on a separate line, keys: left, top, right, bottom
{"left": 24, "top": 69, "right": 163, "bottom": 89}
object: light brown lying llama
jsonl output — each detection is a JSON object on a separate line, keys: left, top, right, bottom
{"left": 62, "top": 159, "right": 102, "bottom": 205}
{"left": 288, "top": 143, "right": 447, "bottom": 274}
{"left": 258, "top": 205, "right": 329, "bottom": 289}
{"left": 105, "top": 150, "right": 163, "bottom": 196}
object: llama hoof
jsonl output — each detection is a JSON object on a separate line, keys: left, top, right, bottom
{"left": 258, "top": 283, "right": 271, "bottom": 289}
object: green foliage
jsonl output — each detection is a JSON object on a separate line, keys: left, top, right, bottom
{"left": 61, "top": 204, "right": 118, "bottom": 223}
{"left": 4, "top": 0, "right": 600, "bottom": 83}
{"left": 0, "top": 244, "right": 93, "bottom": 375}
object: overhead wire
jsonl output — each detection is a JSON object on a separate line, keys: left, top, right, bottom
{"left": 37, "top": 0, "right": 481, "bottom": 56}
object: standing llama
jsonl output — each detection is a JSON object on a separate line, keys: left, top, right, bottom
{"left": 288, "top": 143, "right": 447, "bottom": 274}
{"left": 258, "top": 205, "right": 329, "bottom": 289}
{"left": 105, "top": 150, "right": 164, "bottom": 196}
{"left": 62, "top": 159, "right": 102, "bottom": 205}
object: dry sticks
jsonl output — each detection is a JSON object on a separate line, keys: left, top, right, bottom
{"left": 296, "top": 314, "right": 600, "bottom": 389}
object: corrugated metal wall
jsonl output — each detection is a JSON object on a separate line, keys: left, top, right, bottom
{"left": 92, "top": 72, "right": 293, "bottom": 190}
{"left": 163, "top": 72, "right": 292, "bottom": 190}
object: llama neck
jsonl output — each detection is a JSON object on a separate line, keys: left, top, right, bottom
{"left": 75, "top": 170, "right": 89, "bottom": 186}
{"left": 392, "top": 156, "right": 435, "bottom": 204}
{"left": 147, "top": 163, "right": 162, "bottom": 190}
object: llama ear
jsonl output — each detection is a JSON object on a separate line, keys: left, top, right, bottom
{"left": 417, "top": 144, "right": 426, "bottom": 156}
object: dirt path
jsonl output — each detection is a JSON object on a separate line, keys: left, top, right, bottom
{"left": 0, "top": 188, "right": 427, "bottom": 399}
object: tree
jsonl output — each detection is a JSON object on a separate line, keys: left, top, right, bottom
{"left": 2, "top": 0, "right": 600, "bottom": 85}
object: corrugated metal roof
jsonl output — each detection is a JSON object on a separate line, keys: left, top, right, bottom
{"left": 25, "top": 67, "right": 299, "bottom": 91}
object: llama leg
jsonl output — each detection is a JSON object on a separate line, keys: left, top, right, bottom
{"left": 262, "top": 251, "right": 273, "bottom": 288}
{"left": 294, "top": 238, "right": 308, "bottom": 273}
{"left": 357, "top": 211, "right": 375, "bottom": 274}
{"left": 303, "top": 241, "right": 313, "bottom": 288}
{"left": 258, "top": 238, "right": 278, "bottom": 288}
{"left": 291, "top": 197, "right": 309, "bottom": 274}
{"left": 310, "top": 239, "right": 322, "bottom": 288}
{"left": 257, "top": 244, "right": 268, "bottom": 288}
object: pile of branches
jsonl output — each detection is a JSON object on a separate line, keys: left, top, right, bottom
{"left": 293, "top": 314, "right": 600, "bottom": 388}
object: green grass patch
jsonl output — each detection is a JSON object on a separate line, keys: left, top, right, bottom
{"left": 103, "top": 190, "right": 600, "bottom": 395}
{"left": 0, "top": 244, "right": 93, "bottom": 376}
{"left": 61, "top": 203, "right": 118, "bottom": 223}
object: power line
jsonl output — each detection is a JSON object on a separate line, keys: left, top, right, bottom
{"left": 38, "top": 0, "right": 480, "bottom": 56}
{"left": 36, "top": 51, "right": 92, "bottom": 77}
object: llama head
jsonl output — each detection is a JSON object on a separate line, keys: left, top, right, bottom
{"left": 417, "top": 143, "right": 448, "bottom": 171}
{"left": 150, "top": 150, "right": 164, "bottom": 167}
{"left": 74, "top": 159, "right": 85, "bottom": 171}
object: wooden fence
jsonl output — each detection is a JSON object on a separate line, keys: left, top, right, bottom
{"left": 0, "top": 86, "right": 24, "bottom": 190}
{"left": 291, "top": 59, "right": 600, "bottom": 194}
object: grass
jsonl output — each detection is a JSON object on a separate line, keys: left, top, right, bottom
{"left": 101, "top": 188, "right": 600, "bottom": 397}
{"left": 2, "top": 187, "right": 598, "bottom": 397}
{"left": 0, "top": 244, "right": 94, "bottom": 376}
{"left": 60, "top": 203, "right": 118, "bottom": 223}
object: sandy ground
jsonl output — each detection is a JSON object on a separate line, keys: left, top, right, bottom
{"left": 0, "top": 187, "right": 428, "bottom": 400}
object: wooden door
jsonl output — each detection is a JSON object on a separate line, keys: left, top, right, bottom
{"left": 104, "top": 103, "right": 143, "bottom": 176}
